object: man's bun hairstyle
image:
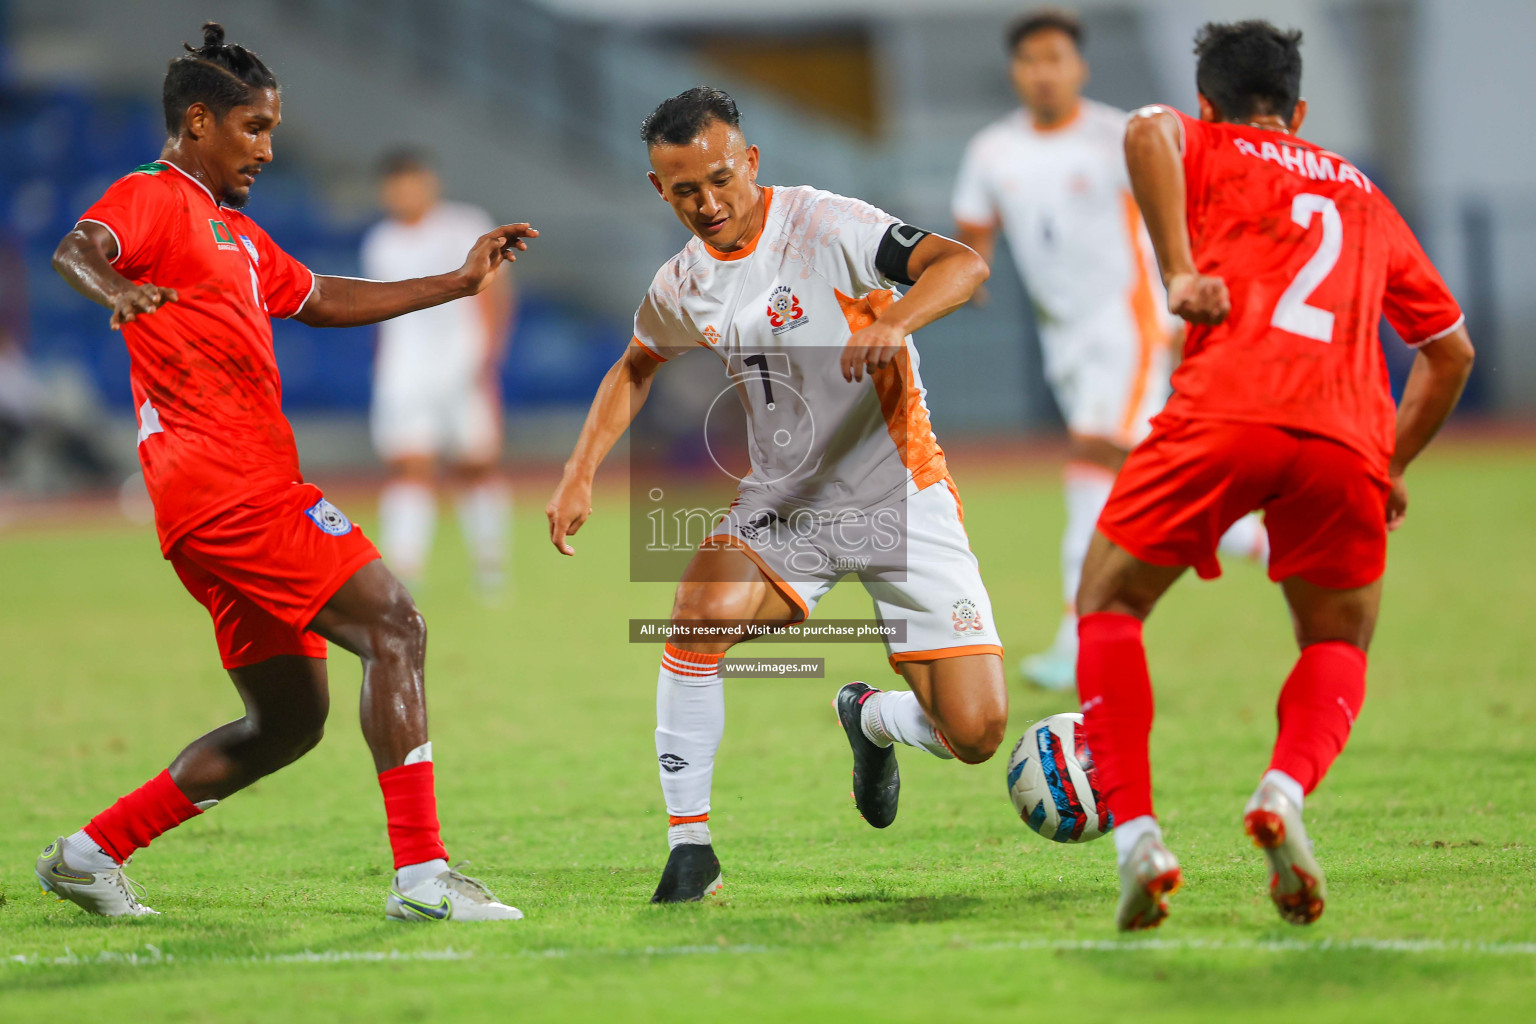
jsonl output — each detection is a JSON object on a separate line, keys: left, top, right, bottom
{"left": 641, "top": 86, "right": 741, "bottom": 148}
{"left": 162, "top": 22, "right": 278, "bottom": 135}
{"left": 1194, "top": 20, "right": 1303, "bottom": 122}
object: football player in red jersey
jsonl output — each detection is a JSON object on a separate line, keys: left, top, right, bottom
{"left": 35, "top": 23, "right": 536, "bottom": 922}
{"left": 1073, "top": 21, "right": 1475, "bottom": 930}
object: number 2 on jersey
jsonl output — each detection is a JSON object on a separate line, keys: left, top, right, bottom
{"left": 1271, "top": 193, "right": 1342, "bottom": 343}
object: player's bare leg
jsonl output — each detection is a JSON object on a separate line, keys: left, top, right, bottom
{"left": 311, "top": 558, "right": 520, "bottom": 921}
{"left": 378, "top": 454, "right": 438, "bottom": 590}
{"left": 452, "top": 457, "right": 511, "bottom": 599}
{"left": 1244, "top": 576, "right": 1380, "bottom": 925}
{"left": 37, "top": 655, "right": 329, "bottom": 917}
{"left": 1075, "top": 531, "right": 1186, "bottom": 929}
{"left": 651, "top": 544, "right": 798, "bottom": 903}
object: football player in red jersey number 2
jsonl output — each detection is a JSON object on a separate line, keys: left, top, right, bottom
{"left": 36, "top": 23, "right": 536, "bottom": 922}
{"left": 1074, "top": 21, "right": 1475, "bottom": 930}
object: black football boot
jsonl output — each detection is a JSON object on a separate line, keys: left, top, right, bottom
{"left": 835, "top": 682, "right": 900, "bottom": 828}
{"left": 650, "top": 843, "right": 723, "bottom": 903}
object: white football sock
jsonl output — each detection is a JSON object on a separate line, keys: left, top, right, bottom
{"left": 64, "top": 829, "right": 118, "bottom": 871}
{"left": 655, "top": 645, "right": 725, "bottom": 834}
{"left": 1061, "top": 463, "right": 1115, "bottom": 628}
{"left": 1218, "top": 513, "right": 1270, "bottom": 565}
{"left": 873, "top": 690, "right": 955, "bottom": 760}
{"left": 668, "top": 821, "right": 713, "bottom": 850}
{"left": 379, "top": 481, "right": 437, "bottom": 584}
{"left": 1261, "top": 769, "right": 1305, "bottom": 810}
{"left": 395, "top": 857, "right": 449, "bottom": 890}
{"left": 1112, "top": 814, "right": 1164, "bottom": 867}
{"left": 456, "top": 479, "right": 511, "bottom": 588}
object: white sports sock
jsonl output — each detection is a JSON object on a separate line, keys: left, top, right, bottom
{"left": 874, "top": 690, "right": 955, "bottom": 760}
{"left": 1062, "top": 464, "right": 1116, "bottom": 608}
{"left": 64, "top": 829, "right": 118, "bottom": 871}
{"left": 456, "top": 479, "right": 511, "bottom": 588}
{"left": 655, "top": 645, "right": 725, "bottom": 826}
{"left": 1261, "top": 769, "right": 1305, "bottom": 810}
{"left": 1112, "top": 814, "right": 1163, "bottom": 867}
{"left": 668, "top": 822, "right": 713, "bottom": 849}
{"left": 395, "top": 857, "right": 449, "bottom": 890}
{"left": 378, "top": 481, "right": 437, "bottom": 584}
{"left": 1218, "top": 513, "right": 1270, "bottom": 564}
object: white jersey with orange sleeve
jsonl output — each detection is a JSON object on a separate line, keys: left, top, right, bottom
{"left": 952, "top": 100, "right": 1175, "bottom": 446}
{"left": 633, "top": 184, "right": 1001, "bottom": 669}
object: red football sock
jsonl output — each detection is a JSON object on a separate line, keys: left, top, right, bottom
{"left": 83, "top": 769, "right": 202, "bottom": 863}
{"left": 1269, "top": 641, "right": 1367, "bottom": 793}
{"left": 378, "top": 761, "right": 449, "bottom": 869}
{"left": 1077, "top": 612, "right": 1156, "bottom": 824}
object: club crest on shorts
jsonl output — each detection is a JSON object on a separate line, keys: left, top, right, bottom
{"left": 305, "top": 498, "right": 354, "bottom": 537}
{"left": 951, "top": 598, "right": 986, "bottom": 637}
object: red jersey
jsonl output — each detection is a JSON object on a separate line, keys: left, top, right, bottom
{"left": 78, "top": 160, "right": 316, "bottom": 552}
{"left": 1156, "top": 107, "right": 1463, "bottom": 471}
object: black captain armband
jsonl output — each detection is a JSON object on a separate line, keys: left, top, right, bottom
{"left": 874, "top": 222, "right": 933, "bottom": 286}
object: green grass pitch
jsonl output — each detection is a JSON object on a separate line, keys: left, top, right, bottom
{"left": 1, "top": 442, "right": 1532, "bottom": 1022}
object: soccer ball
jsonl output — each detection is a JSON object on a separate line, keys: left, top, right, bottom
{"left": 1005, "top": 713, "right": 1113, "bottom": 843}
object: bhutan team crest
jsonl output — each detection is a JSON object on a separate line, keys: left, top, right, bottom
{"left": 766, "top": 284, "right": 808, "bottom": 335}
{"left": 951, "top": 598, "right": 986, "bottom": 637}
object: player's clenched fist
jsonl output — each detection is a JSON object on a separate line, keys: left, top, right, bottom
{"left": 1166, "top": 271, "right": 1230, "bottom": 325}
{"left": 457, "top": 223, "right": 539, "bottom": 295}
{"left": 109, "top": 284, "right": 178, "bottom": 330}
{"left": 840, "top": 321, "right": 905, "bottom": 382}
{"left": 545, "top": 477, "right": 594, "bottom": 556}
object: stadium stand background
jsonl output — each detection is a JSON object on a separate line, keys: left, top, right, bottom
{"left": 1, "top": 0, "right": 1531, "bottom": 493}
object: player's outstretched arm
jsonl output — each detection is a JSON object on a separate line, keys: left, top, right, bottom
{"left": 1385, "top": 324, "right": 1475, "bottom": 530}
{"left": 53, "top": 222, "right": 178, "bottom": 330}
{"left": 841, "top": 235, "right": 988, "bottom": 382}
{"left": 545, "top": 343, "right": 665, "bottom": 556}
{"left": 1125, "top": 107, "right": 1229, "bottom": 326}
{"left": 296, "top": 223, "right": 537, "bottom": 328}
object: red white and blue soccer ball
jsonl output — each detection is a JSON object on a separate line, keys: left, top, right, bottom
{"left": 1006, "top": 713, "right": 1113, "bottom": 843}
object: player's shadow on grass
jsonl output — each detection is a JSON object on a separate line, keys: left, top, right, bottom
{"left": 813, "top": 892, "right": 984, "bottom": 925}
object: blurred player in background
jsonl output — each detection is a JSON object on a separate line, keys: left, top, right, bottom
{"left": 37, "top": 23, "right": 534, "bottom": 922}
{"left": 953, "top": 8, "right": 1267, "bottom": 691}
{"left": 363, "top": 150, "right": 515, "bottom": 597}
{"left": 1079, "top": 21, "right": 1473, "bottom": 930}
{"left": 547, "top": 88, "right": 1005, "bottom": 902}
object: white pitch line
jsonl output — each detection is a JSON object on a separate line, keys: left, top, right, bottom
{"left": 5, "top": 936, "right": 1535, "bottom": 969}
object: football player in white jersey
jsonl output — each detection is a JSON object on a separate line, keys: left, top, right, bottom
{"left": 362, "top": 150, "right": 515, "bottom": 595}
{"left": 952, "top": 10, "right": 1266, "bottom": 690}
{"left": 547, "top": 88, "right": 1006, "bottom": 901}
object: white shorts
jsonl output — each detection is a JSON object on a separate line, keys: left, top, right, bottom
{"left": 1040, "top": 303, "right": 1173, "bottom": 449}
{"left": 708, "top": 479, "right": 1002, "bottom": 671}
{"left": 371, "top": 373, "right": 501, "bottom": 463}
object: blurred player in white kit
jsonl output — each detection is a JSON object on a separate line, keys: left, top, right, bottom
{"left": 363, "top": 150, "right": 516, "bottom": 595}
{"left": 952, "top": 9, "right": 1266, "bottom": 690}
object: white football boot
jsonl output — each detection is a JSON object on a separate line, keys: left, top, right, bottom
{"left": 385, "top": 864, "right": 524, "bottom": 922}
{"left": 1244, "top": 779, "right": 1326, "bottom": 925}
{"left": 1115, "top": 832, "right": 1183, "bottom": 931}
{"left": 35, "top": 837, "right": 159, "bottom": 917}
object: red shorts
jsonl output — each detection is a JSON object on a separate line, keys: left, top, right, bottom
{"left": 168, "top": 483, "right": 380, "bottom": 669}
{"left": 1099, "top": 417, "right": 1390, "bottom": 590}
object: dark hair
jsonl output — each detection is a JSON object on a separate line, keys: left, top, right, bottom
{"left": 1006, "top": 8, "right": 1083, "bottom": 53}
{"left": 162, "top": 22, "right": 278, "bottom": 135}
{"left": 640, "top": 86, "right": 741, "bottom": 148}
{"left": 1194, "top": 20, "right": 1303, "bottom": 122}
{"left": 377, "top": 147, "right": 434, "bottom": 178}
